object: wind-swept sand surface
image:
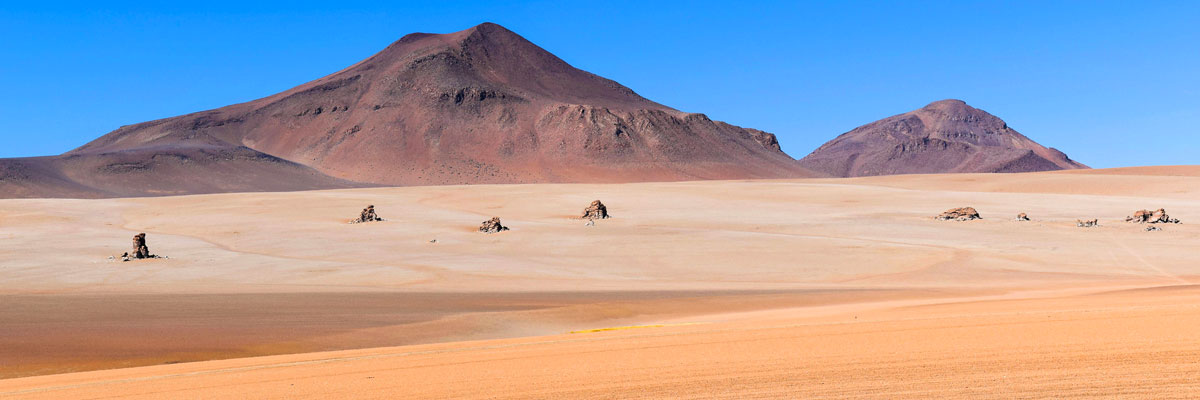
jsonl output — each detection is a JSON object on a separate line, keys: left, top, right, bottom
{"left": 2, "top": 167, "right": 1199, "bottom": 397}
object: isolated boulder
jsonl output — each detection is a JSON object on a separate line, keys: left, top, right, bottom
{"left": 1126, "top": 208, "right": 1179, "bottom": 224}
{"left": 1077, "top": 219, "right": 1099, "bottom": 228}
{"left": 937, "top": 207, "right": 981, "bottom": 221}
{"left": 479, "top": 217, "right": 509, "bottom": 233}
{"left": 351, "top": 205, "right": 383, "bottom": 223}
{"left": 582, "top": 200, "right": 609, "bottom": 220}
{"left": 1016, "top": 213, "right": 1030, "bottom": 221}
{"left": 121, "top": 233, "right": 157, "bottom": 261}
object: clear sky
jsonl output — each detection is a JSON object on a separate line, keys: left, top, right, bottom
{"left": 1, "top": 1, "right": 1196, "bottom": 168}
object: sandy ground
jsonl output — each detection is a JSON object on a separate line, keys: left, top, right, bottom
{"left": 2, "top": 167, "right": 1199, "bottom": 397}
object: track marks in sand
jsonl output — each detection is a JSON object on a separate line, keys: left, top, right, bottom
{"left": 1105, "top": 231, "right": 1191, "bottom": 284}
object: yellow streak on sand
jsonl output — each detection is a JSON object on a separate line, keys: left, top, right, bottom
{"left": 569, "top": 322, "right": 704, "bottom": 334}
{"left": 2, "top": 165, "right": 1200, "bottom": 397}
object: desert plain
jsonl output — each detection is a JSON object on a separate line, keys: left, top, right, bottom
{"left": 2, "top": 166, "right": 1200, "bottom": 398}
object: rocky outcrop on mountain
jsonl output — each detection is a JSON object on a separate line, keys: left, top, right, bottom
{"left": 1016, "top": 213, "right": 1030, "bottom": 221}
{"left": 937, "top": 207, "right": 981, "bottom": 221}
{"left": 1077, "top": 219, "right": 1099, "bottom": 228}
{"left": 1125, "top": 208, "right": 1180, "bottom": 224}
{"left": 797, "top": 100, "right": 1087, "bottom": 177}
{"left": 479, "top": 217, "right": 509, "bottom": 233}
{"left": 2, "top": 23, "right": 814, "bottom": 199}
{"left": 351, "top": 205, "right": 383, "bottom": 223}
{"left": 582, "top": 200, "right": 609, "bottom": 220}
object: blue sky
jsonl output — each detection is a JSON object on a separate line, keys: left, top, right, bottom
{"left": 1, "top": 1, "right": 1196, "bottom": 168}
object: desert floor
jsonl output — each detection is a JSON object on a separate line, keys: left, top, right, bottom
{"left": 2, "top": 167, "right": 1199, "bottom": 398}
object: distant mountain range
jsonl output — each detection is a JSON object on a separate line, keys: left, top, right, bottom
{"left": 0, "top": 23, "right": 1084, "bottom": 198}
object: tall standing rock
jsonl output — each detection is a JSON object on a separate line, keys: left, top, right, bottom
{"left": 123, "top": 233, "right": 152, "bottom": 261}
{"left": 351, "top": 205, "right": 383, "bottom": 223}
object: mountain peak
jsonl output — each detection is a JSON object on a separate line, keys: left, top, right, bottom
{"left": 20, "top": 23, "right": 810, "bottom": 198}
{"left": 797, "top": 100, "right": 1087, "bottom": 177}
{"left": 922, "top": 99, "right": 969, "bottom": 110}
{"left": 466, "top": 22, "right": 512, "bottom": 34}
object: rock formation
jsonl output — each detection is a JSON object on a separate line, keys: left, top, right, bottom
{"left": 582, "top": 200, "right": 609, "bottom": 220}
{"left": 937, "top": 207, "right": 981, "bottom": 221}
{"left": 1016, "top": 213, "right": 1030, "bottom": 221}
{"left": 121, "top": 233, "right": 157, "bottom": 261}
{"left": 1125, "top": 208, "right": 1180, "bottom": 224}
{"left": 1077, "top": 219, "right": 1099, "bottom": 228}
{"left": 479, "top": 217, "right": 509, "bottom": 233}
{"left": 351, "top": 205, "right": 383, "bottom": 223}
{"left": 797, "top": 99, "right": 1087, "bottom": 177}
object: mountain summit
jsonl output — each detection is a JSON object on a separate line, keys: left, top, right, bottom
{"left": 6, "top": 22, "right": 809, "bottom": 198}
{"left": 796, "top": 100, "right": 1087, "bottom": 177}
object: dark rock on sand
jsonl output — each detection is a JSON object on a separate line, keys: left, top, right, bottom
{"left": 479, "top": 217, "right": 509, "bottom": 233}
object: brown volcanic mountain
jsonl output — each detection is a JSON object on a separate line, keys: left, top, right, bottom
{"left": 1, "top": 22, "right": 811, "bottom": 198}
{"left": 797, "top": 100, "right": 1087, "bottom": 177}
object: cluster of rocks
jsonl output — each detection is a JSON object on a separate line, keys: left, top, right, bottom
{"left": 478, "top": 217, "right": 509, "bottom": 233}
{"left": 350, "top": 205, "right": 384, "bottom": 224}
{"left": 346, "top": 200, "right": 610, "bottom": 233}
{"left": 1145, "top": 226, "right": 1162, "bottom": 232}
{"left": 1125, "top": 208, "right": 1180, "bottom": 224}
{"left": 937, "top": 207, "right": 981, "bottom": 221}
{"left": 581, "top": 200, "right": 609, "bottom": 220}
{"left": 937, "top": 207, "right": 1180, "bottom": 231}
{"left": 119, "top": 233, "right": 162, "bottom": 261}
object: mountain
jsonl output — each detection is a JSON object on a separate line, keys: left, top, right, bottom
{"left": 0, "top": 147, "right": 362, "bottom": 198}
{"left": 796, "top": 100, "right": 1087, "bottom": 177}
{"left": 0, "top": 22, "right": 813, "bottom": 198}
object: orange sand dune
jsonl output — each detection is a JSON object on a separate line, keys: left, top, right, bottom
{"left": 1, "top": 171, "right": 1199, "bottom": 397}
{"left": 2, "top": 284, "right": 1198, "bottom": 399}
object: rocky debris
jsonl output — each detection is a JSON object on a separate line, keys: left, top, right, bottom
{"left": 478, "top": 217, "right": 509, "bottom": 233}
{"left": 350, "top": 205, "right": 383, "bottom": 223}
{"left": 120, "top": 233, "right": 161, "bottom": 261}
{"left": 581, "top": 200, "right": 609, "bottom": 220}
{"left": 1125, "top": 208, "right": 1180, "bottom": 224}
{"left": 1146, "top": 226, "right": 1162, "bottom": 232}
{"left": 1016, "top": 213, "right": 1030, "bottom": 221}
{"left": 1077, "top": 219, "right": 1099, "bottom": 228}
{"left": 937, "top": 207, "right": 981, "bottom": 221}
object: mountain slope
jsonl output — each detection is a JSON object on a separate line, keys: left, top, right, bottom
{"left": 796, "top": 100, "right": 1087, "bottom": 177}
{"left": 65, "top": 22, "right": 812, "bottom": 189}
{"left": 0, "top": 146, "right": 362, "bottom": 199}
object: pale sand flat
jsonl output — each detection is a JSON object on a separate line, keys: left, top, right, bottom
{"left": 1, "top": 166, "right": 1198, "bottom": 396}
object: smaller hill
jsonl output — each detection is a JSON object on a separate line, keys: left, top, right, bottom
{"left": 797, "top": 99, "right": 1087, "bottom": 177}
